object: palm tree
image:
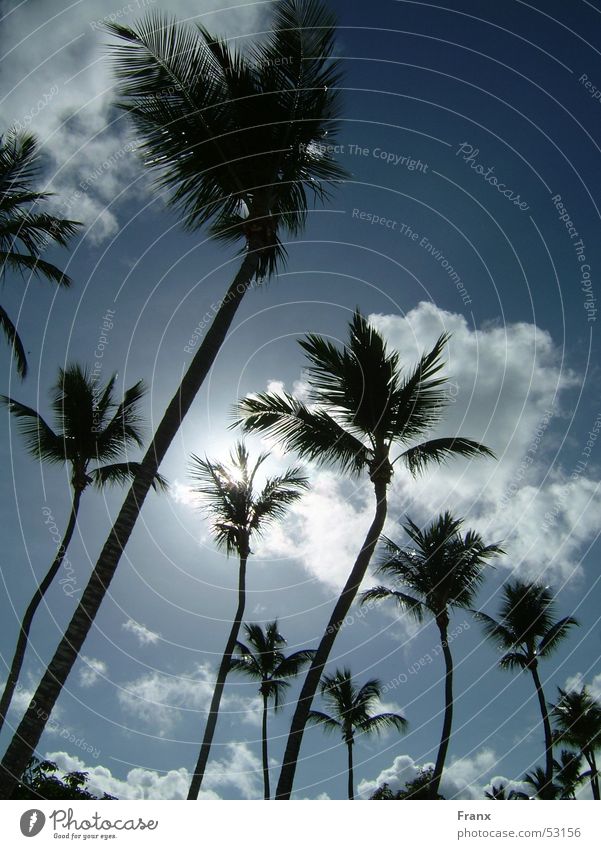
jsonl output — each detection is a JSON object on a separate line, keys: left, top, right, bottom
{"left": 0, "top": 364, "right": 166, "bottom": 734}
{"left": 307, "top": 668, "right": 407, "bottom": 799}
{"left": 551, "top": 686, "right": 601, "bottom": 800}
{"left": 0, "top": 0, "right": 347, "bottom": 798}
{"left": 0, "top": 130, "right": 80, "bottom": 377}
{"left": 362, "top": 512, "right": 502, "bottom": 799}
{"left": 475, "top": 580, "right": 578, "bottom": 797}
{"left": 229, "top": 621, "right": 315, "bottom": 799}
{"left": 236, "top": 312, "right": 494, "bottom": 798}
{"left": 186, "top": 444, "right": 308, "bottom": 799}
{"left": 514, "top": 765, "right": 560, "bottom": 800}
{"left": 554, "top": 749, "right": 584, "bottom": 800}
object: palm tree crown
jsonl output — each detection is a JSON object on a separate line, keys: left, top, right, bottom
{"left": 474, "top": 581, "right": 578, "bottom": 673}
{"left": 0, "top": 130, "right": 80, "bottom": 376}
{"left": 1, "top": 364, "right": 166, "bottom": 493}
{"left": 230, "top": 621, "right": 315, "bottom": 709}
{"left": 363, "top": 512, "right": 503, "bottom": 627}
{"left": 190, "top": 441, "right": 308, "bottom": 557}
{"left": 107, "top": 0, "right": 348, "bottom": 278}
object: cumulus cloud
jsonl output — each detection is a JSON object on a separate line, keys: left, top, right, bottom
{"left": 117, "top": 663, "right": 261, "bottom": 734}
{"left": 357, "top": 748, "right": 527, "bottom": 799}
{"left": 258, "top": 303, "right": 599, "bottom": 587}
{"left": 0, "top": 0, "right": 266, "bottom": 244}
{"left": 564, "top": 671, "right": 601, "bottom": 700}
{"left": 77, "top": 656, "right": 108, "bottom": 688}
{"left": 122, "top": 618, "right": 160, "bottom": 646}
{"left": 46, "top": 741, "right": 262, "bottom": 799}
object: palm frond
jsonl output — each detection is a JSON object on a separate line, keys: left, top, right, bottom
{"left": 499, "top": 651, "right": 529, "bottom": 671}
{"left": 0, "top": 395, "right": 63, "bottom": 462}
{"left": 360, "top": 586, "right": 425, "bottom": 622}
{"left": 0, "top": 303, "right": 27, "bottom": 377}
{"left": 472, "top": 610, "right": 517, "bottom": 651}
{"left": 89, "top": 462, "right": 168, "bottom": 492}
{"left": 235, "top": 390, "right": 369, "bottom": 475}
{"left": 538, "top": 616, "right": 579, "bottom": 658}
{"left": 397, "top": 437, "right": 495, "bottom": 477}
{"left": 357, "top": 712, "right": 407, "bottom": 735}
{"left": 306, "top": 710, "right": 342, "bottom": 734}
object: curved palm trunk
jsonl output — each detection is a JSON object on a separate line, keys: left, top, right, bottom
{"left": 261, "top": 691, "right": 270, "bottom": 800}
{"left": 585, "top": 748, "right": 600, "bottom": 800}
{"left": 0, "top": 487, "right": 82, "bottom": 735}
{"left": 187, "top": 555, "right": 247, "bottom": 800}
{"left": 275, "top": 476, "right": 388, "bottom": 800}
{"left": 347, "top": 739, "right": 354, "bottom": 800}
{"left": 530, "top": 663, "right": 554, "bottom": 795}
{"left": 0, "top": 248, "right": 260, "bottom": 799}
{"left": 429, "top": 615, "right": 453, "bottom": 800}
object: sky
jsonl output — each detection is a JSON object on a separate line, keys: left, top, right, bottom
{"left": 0, "top": 0, "right": 600, "bottom": 800}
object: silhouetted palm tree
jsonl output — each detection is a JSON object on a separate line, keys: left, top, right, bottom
{"left": 229, "top": 621, "right": 315, "bottom": 798}
{"left": 0, "top": 365, "right": 165, "bottom": 733}
{"left": 362, "top": 512, "right": 502, "bottom": 799}
{"left": 308, "top": 668, "right": 407, "bottom": 799}
{"left": 237, "top": 311, "right": 493, "bottom": 798}
{"left": 187, "top": 444, "right": 307, "bottom": 799}
{"left": 475, "top": 580, "right": 578, "bottom": 797}
{"left": 551, "top": 686, "right": 601, "bottom": 800}
{"left": 513, "top": 765, "right": 560, "bottom": 800}
{"left": 554, "top": 749, "right": 584, "bottom": 799}
{"left": 0, "top": 130, "right": 80, "bottom": 377}
{"left": 0, "top": 0, "right": 347, "bottom": 798}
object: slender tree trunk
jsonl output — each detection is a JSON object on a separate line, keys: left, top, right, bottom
{"left": 187, "top": 555, "right": 247, "bottom": 800}
{"left": 587, "top": 749, "right": 600, "bottom": 800}
{"left": 0, "top": 248, "right": 261, "bottom": 799}
{"left": 0, "top": 487, "right": 82, "bottom": 735}
{"left": 262, "top": 691, "right": 270, "bottom": 800}
{"left": 275, "top": 475, "right": 388, "bottom": 800}
{"left": 429, "top": 615, "right": 453, "bottom": 800}
{"left": 347, "top": 739, "right": 354, "bottom": 801}
{"left": 530, "top": 662, "right": 554, "bottom": 795}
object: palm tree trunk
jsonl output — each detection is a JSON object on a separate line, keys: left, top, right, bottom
{"left": 0, "top": 248, "right": 261, "bottom": 799}
{"left": 187, "top": 555, "right": 247, "bottom": 800}
{"left": 429, "top": 615, "right": 453, "bottom": 799}
{"left": 586, "top": 748, "right": 600, "bottom": 800}
{"left": 262, "top": 691, "right": 270, "bottom": 800}
{"left": 530, "top": 663, "right": 554, "bottom": 794}
{"left": 0, "top": 486, "right": 82, "bottom": 735}
{"left": 275, "top": 475, "right": 388, "bottom": 800}
{"left": 347, "top": 740, "right": 354, "bottom": 800}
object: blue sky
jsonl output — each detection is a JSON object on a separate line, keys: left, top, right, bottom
{"left": 1, "top": 0, "right": 600, "bottom": 799}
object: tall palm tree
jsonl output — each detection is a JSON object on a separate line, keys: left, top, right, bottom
{"left": 0, "top": 0, "right": 347, "bottom": 798}
{"left": 0, "top": 364, "right": 166, "bottom": 734}
{"left": 186, "top": 444, "right": 308, "bottom": 799}
{"left": 554, "top": 749, "right": 584, "bottom": 800}
{"left": 362, "top": 512, "right": 502, "bottom": 799}
{"left": 551, "top": 686, "right": 601, "bottom": 800}
{"left": 475, "top": 580, "right": 578, "bottom": 797}
{"left": 307, "top": 668, "right": 407, "bottom": 799}
{"left": 236, "top": 311, "right": 494, "bottom": 798}
{"left": 229, "top": 621, "right": 315, "bottom": 799}
{"left": 0, "top": 130, "right": 80, "bottom": 377}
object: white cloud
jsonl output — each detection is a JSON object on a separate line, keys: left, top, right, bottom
{"left": 77, "top": 655, "right": 108, "bottom": 688}
{"left": 564, "top": 671, "right": 601, "bottom": 700}
{"left": 357, "top": 748, "right": 526, "bottom": 800}
{"left": 0, "top": 1, "right": 266, "bottom": 244}
{"left": 258, "top": 303, "right": 599, "bottom": 586}
{"left": 46, "top": 741, "right": 262, "bottom": 799}
{"left": 122, "top": 618, "right": 160, "bottom": 646}
{"left": 117, "top": 663, "right": 261, "bottom": 734}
